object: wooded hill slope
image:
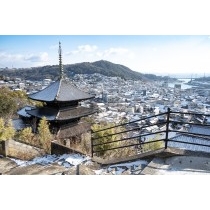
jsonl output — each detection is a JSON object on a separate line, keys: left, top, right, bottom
{"left": 0, "top": 60, "right": 169, "bottom": 81}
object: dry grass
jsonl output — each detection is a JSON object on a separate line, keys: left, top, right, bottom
{"left": 141, "top": 135, "right": 164, "bottom": 152}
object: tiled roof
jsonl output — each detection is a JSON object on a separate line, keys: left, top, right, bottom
{"left": 27, "top": 106, "right": 57, "bottom": 121}
{"left": 28, "top": 79, "right": 95, "bottom": 102}
{"left": 17, "top": 106, "right": 34, "bottom": 118}
{"left": 26, "top": 106, "right": 97, "bottom": 121}
{"left": 57, "top": 106, "right": 96, "bottom": 120}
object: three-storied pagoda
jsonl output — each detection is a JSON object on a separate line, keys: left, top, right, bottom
{"left": 18, "top": 42, "right": 96, "bottom": 149}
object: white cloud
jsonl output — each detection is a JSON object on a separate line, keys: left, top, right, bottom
{"left": 103, "top": 47, "right": 129, "bottom": 56}
{"left": 0, "top": 51, "right": 49, "bottom": 63}
{"left": 78, "top": 45, "right": 98, "bottom": 52}
{"left": 64, "top": 45, "right": 136, "bottom": 69}
{"left": 66, "top": 45, "right": 134, "bottom": 59}
{"left": 66, "top": 44, "right": 98, "bottom": 55}
{"left": 101, "top": 47, "right": 136, "bottom": 62}
{"left": 24, "top": 52, "right": 49, "bottom": 62}
{"left": 0, "top": 52, "right": 24, "bottom": 61}
{"left": 96, "top": 52, "right": 103, "bottom": 57}
{"left": 0, "top": 51, "right": 49, "bottom": 68}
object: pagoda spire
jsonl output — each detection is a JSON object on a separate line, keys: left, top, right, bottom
{"left": 58, "top": 41, "right": 64, "bottom": 79}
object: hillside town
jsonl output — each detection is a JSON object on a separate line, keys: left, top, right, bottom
{"left": 1, "top": 72, "right": 210, "bottom": 125}
{"left": 1, "top": 72, "right": 210, "bottom": 175}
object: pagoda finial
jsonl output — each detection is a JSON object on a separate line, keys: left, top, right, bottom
{"left": 58, "top": 41, "right": 64, "bottom": 79}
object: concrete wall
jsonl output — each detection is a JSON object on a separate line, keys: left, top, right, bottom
{"left": 0, "top": 140, "right": 45, "bottom": 160}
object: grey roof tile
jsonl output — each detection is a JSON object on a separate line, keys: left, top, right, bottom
{"left": 27, "top": 107, "right": 57, "bottom": 121}
{"left": 26, "top": 106, "right": 96, "bottom": 121}
{"left": 28, "top": 79, "right": 95, "bottom": 102}
{"left": 17, "top": 106, "right": 34, "bottom": 118}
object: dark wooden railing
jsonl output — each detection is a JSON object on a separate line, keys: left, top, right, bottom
{"left": 91, "top": 108, "right": 210, "bottom": 157}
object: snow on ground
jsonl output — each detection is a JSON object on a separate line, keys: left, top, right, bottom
{"left": 94, "top": 159, "right": 149, "bottom": 175}
{"left": 156, "top": 164, "right": 210, "bottom": 175}
{"left": 10, "top": 153, "right": 149, "bottom": 175}
{"left": 10, "top": 154, "right": 210, "bottom": 175}
{"left": 11, "top": 153, "right": 91, "bottom": 168}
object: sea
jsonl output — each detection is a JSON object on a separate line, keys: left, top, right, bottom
{"left": 168, "top": 78, "right": 193, "bottom": 90}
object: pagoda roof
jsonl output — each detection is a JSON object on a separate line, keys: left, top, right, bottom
{"left": 28, "top": 79, "right": 95, "bottom": 102}
{"left": 17, "top": 106, "right": 34, "bottom": 118}
{"left": 26, "top": 105, "right": 97, "bottom": 121}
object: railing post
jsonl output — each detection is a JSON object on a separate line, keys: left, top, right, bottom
{"left": 90, "top": 130, "right": 93, "bottom": 157}
{"left": 76, "top": 165, "right": 80, "bottom": 175}
{"left": 165, "top": 108, "right": 170, "bottom": 149}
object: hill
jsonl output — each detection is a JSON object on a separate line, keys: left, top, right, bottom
{"left": 0, "top": 60, "right": 169, "bottom": 81}
{"left": 65, "top": 60, "right": 146, "bottom": 80}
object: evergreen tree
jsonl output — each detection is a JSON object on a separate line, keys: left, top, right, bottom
{"left": 0, "top": 88, "right": 17, "bottom": 119}
{"left": 0, "top": 118, "right": 15, "bottom": 141}
{"left": 37, "top": 117, "right": 52, "bottom": 153}
{"left": 18, "top": 127, "right": 34, "bottom": 144}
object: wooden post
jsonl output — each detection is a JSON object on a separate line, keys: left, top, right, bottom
{"left": 165, "top": 108, "right": 170, "bottom": 149}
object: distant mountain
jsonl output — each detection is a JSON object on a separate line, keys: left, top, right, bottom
{"left": 65, "top": 60, "right": 145, "bottom": 80}
{"left": 0, "top": 60, "right": 171, "bottom": 81}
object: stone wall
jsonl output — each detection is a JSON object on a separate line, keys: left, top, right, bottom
{"left": 55, "top": 131, "right": 92, "bottom": 155}
{"left": 0, "top": 131, "right": 92, "bottom": 160}
{"left": 0, "top": 140, "right": 45, "bottom": 160}
{"left": 52, "top": 131, "right": 92, "bottom": 156}
{"left": 51, "top": 141, "right": 76, "bottom": 155}
{"left": 80, "top": 132, "right": 92, "bottom": 155}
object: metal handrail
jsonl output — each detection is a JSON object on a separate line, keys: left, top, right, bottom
{"left": 91, "top": 108, "right": 210, "bottom": 157}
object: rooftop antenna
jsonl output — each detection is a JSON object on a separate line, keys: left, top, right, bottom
{"left": 58, "top": 41, "right": 64, "bottom": 79}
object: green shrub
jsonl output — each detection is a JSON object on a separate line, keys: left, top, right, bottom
{"left": 92, "top": 122, "right": 122, "bottom": 156}
{"left": 91, "top": 122, "right": 138, "bottom": 159}
{"left": 142, "top": 134, "right": 164, "bottom": 152}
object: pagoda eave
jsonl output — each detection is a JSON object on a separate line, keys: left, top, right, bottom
{"left": 28, "top": 97, "right": 95, "bottom": 103}
{"left": 28, "top": 79, "right": 95, "bottom": 102}
{"left": 26, "top": 106, "right": 97, "bottom": 121}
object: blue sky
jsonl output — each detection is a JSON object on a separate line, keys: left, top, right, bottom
{"left": 1, "top": 35, "right": 210, "bottom": 77}
{"left": 1, "top": 1, "right": 210, "bottom": 78}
